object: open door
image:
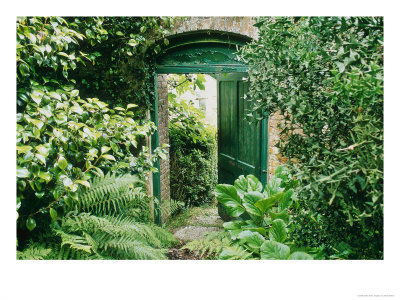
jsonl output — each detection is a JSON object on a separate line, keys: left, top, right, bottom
{"left": 217, "top": 73, "right": 268, "bottom": 188}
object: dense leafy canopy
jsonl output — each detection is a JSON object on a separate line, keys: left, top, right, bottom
{"left": 239, "top": 17, "right": 383, "bottom": 258}
{"left": 16, "top": 16, "right": 176, "bottom": 252}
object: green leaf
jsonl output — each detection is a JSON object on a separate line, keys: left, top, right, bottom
{"left": 101, "top": 146, "right": 111, "bottom": 154}
{"left": 30, "top": 90, "right": 44, "bottom": 105}
{"left": 238, "top": 230, "right": 265, "bottom": 251}
{"left": 75, "top": 180, "right": 90, "bottom": 188}
{"left": 101, "top": 154, "right": 116, "bottom": 161}
{"left": 30, "top": 119, "right": 44, "bottom": 129}
{"left": 48, "top": 92, "right": 61, "bottom": 101}
{"left": 278, "top": 189, "right": 294, "bottom": 212}
{"left": 127, "top": 104, "right": 138, "bottom": 109}
{"left": 50, "top": 208, "right": 58, "bottom": 220}
{"left": 269, "top": 219, "right": 287, "bottom": 243}
{"left": 260, "top": 240, "right": 290, "bottom": 260}
{"left": 26, "top": 217, "right": 36, "bottom": 231}
{"left": 215, "top": 184, "right": 245, "bottom": 218}
{"left": 35, "top": 144, "right": 50, "bottom": 157}
{"left": 269, "top": 210, "right": 290, "bottom": 223}
{"left": 17, "top": 145, "right": 32, "bottom": 154}
{"left": 57, "top": 156, "right": 68, "bottom": 170}
{"left": 35, "top": 154, "right": 46, "bottom": 165}
{"left": 17, "top": 167, "right": 30, "bottom": 178}
{"left": 288, "top": 252, "right": 313, "bottom": 260}
{"left": 247, "top": 174, "right": 263, "bottom": 192}
{"left": 234, "top": 175, "right": 248, "bottom": 196}
{"left": 243, "top": 191, "right": 264, "bottom": 216}
{"left": 38, "top": 172, "right": 51, "bottom": 182}
{"left": 255, "top": 192, "right": 283, "bottom": 213}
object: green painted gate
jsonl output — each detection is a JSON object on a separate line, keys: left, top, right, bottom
{"left": 154, "top": 31, "right": 268, "bottom": 223}
{"left": 217, "top": 73, "right": 268, "bottom": 187}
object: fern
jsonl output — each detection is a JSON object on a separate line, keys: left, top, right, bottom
{"left": 73, "top": 173, "right": 145, "bottom": 216}
{"left": 219, "top": 244, "right": 254, "bottom": 260}
{"left": 19, "top": 174, "right": 176, "bottom": 260}
{"left": 182, "top": 232, "right": 231, "bottom": 257}
{"left": 17, "top": 242, "right": 52, "bottom": 260}
{"left": 56, "top": 212, "right": 177, "bottom": 260}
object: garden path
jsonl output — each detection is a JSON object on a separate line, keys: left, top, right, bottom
{"left": 165, "top": 206, "right": 224, "bottom": 259}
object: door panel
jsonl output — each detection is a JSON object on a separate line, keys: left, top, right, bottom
{"left": 217, "top": 73, "right": 267, "bottom": 186}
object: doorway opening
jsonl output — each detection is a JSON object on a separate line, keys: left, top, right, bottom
{"left": 167, "top": 73, "right": 218, "bottom": 209}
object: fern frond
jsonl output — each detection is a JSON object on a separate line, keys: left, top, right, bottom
{"left": 74, "top": 173, "right": 144, "bottom": 216}
{"left": 182, "top": 232, "right": 231, "bottom": 257}
{"left": 219, "top": 244, "right": 254, "bottom": 260}
{"left": 58, "top": 212, "right": 176, "bottom": 259}
{"left": 17, "top": 242, "right": 52, "bottom": 260}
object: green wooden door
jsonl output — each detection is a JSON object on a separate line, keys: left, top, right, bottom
{"left": 217, "top": 73, "right": 268, "bottom": 187}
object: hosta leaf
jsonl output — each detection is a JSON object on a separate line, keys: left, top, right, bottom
{"left": 269, "top": 219, "right": 287, "bottom": 243}
{"left": 238, "top": 230, "right": 265, "bottom": 251}
{"left": 215, "top": 184, "right": 245, "bottom": 218}
{"left": 234, "top": 175, "right": 248, "bottom": 196}
{"left": 260, "top": 240, "right": 290, "bottom": 260}
{"left": 278, "top": 189, "right": 294, "bottom": 212}
{"left": 255, "top": 192, "right": 283, "bottom": 213}
{"left": 247, "top": 174, "right": 262, "bottom": 192}
{"left": 243, "top": 191, "right": 264, "bottom": 216}
{"left": 269, "top": 210, "right": 290, "bottom": 223}
{"left": 264, "top": 177, "right": 284, "bottom": 197}
{"left": 288, "top": 252, "right": 313, "bottom": 260}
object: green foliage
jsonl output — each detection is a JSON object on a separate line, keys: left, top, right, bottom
{"left": 214, "top": 168, "right": 314, "bottom": 260}
{"left": 182, "top": 231, "right": 231, "bottom": 258}
{"left": 18, "top": 174, "right": 177, "bottom": 260}
{"left": 168, "top": 74, "right": 218, "bottom": 207}
{"left": 16, "top": 17, "right": 171, "bottom": 245}
{"left": 71, "top": 17, "right": 177, "bottom": 109}
{"left": 17, "top": 242, "right": 52, "bottom": 260}
{"left": 239, "top": 17, "right": 383, "bottom": 259}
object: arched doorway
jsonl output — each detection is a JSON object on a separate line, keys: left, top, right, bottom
{"left": 151, "top": 30, "right": 268, "bottom": 224}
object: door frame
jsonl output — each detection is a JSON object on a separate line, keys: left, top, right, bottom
{"left": 151, "top": 31, "right": 268, "bottom": 224}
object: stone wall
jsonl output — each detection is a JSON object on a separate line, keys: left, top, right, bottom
{"left": 268, "top": 111, "right": 287, "bottom": 179}
{"left": 156, "top": 74, "right": 171, "bottom": 223}
{"left": 170, "top": 17, "right": 258, "bottom": 39}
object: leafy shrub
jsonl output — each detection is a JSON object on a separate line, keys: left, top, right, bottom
{"left": 16, "top": 17, "right": 172, "bottom": 249}
{"left": 168, "top": 75, "right": 218, "bottom": 207}
{"left": 212, "top": 167, "right": 315, "bottom": 260}
{"left": 239, "top": 17, "right": 383, "bottom": 259}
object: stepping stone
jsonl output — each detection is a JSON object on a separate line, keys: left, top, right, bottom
{"left": 174, "top": 226, "right": 223, "bottom": 242}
